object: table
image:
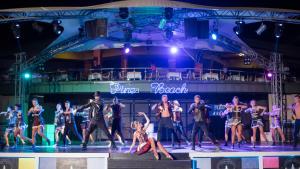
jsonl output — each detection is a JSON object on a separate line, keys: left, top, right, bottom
{"left": 167, "top": 72, "right": 182, "bottom": 80}
{"left": 230, "top": 75, "right": 245, "bottom": 81}
{"left": 127, "top": 72, "right": 142, "bottom": 80}
{"left": 202, "top": 73, "right": 219, "bottom": 80}
{"left": 88, "top": 73, "right": 102, "bottom": 81}
{"left": 56, "top": 73, "right": 68, "bottom": 81}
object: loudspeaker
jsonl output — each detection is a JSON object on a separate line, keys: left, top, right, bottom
{"left": 184, "top": 18, "right": 209, "bottom": 39}
{"left": 85, "top": 18, "right": 107, "bottom": 39}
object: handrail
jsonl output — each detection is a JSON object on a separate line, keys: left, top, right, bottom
{"left": 28, "top": 67, "right": 267, "bottom": 83}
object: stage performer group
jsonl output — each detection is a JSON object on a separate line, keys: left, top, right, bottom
{"left": 1, "top": 91, "right": 300, "bottom": 154}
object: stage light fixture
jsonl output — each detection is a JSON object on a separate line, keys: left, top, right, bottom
{"left": 119, "top": 8, "right": 129, "bottom": 19}
{"left": 23, "top": 72, "right": 31, "bottom": 79}
{"left": 274, "top": 23, "right": 283, "bottom": 38}
{"left": 52, "top": 20, "right": 64, "bottom": 35}
{"left": 267, "top": 72, "right": 273, "bottom": 78}
{"left": 243, "top": 56, "right": 252, "bottom": 65}
{"left": 234, "top": 21, "right": 245, "bottom": 35}
{"left": 124, "top": 43, "right": 131, "bottom": 54}
{"left": 164, "top": 8, "right": 173, "bottom": 20}
{"left": 158, "top": 18, "right": 167, "bottom": 29}
{"left": 170, "top": 46, "right": 178, "bottom": 54}
{"left": 211, "top": 33, "right": 217, "bottom": 40}
{"left": 11, "top": 23, "right": 21, "bottom": 39}
{"left": 256, "top": 22, "right": 267, "bottom": 35}
{"left": 211, "top": 21, "right": 218, "bottom": 40}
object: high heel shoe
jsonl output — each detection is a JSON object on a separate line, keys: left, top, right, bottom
{"left": 154, "top": 154, "right": 159, "bottom": 160}
{"left": 166, "top": 155, "right": 173, "bottom": 160}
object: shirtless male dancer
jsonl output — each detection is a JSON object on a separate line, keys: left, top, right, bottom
{"left": 292, "top": 94, "right": 300, "bottom": 148}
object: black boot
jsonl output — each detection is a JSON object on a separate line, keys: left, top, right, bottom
{"left": 224, "top": 141, "right": 228, "bottom": 146}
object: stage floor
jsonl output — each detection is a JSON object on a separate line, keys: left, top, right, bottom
{"left": 1, "top": 142, "right": 300, "bottom": 154}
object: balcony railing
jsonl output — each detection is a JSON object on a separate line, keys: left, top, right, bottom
{"left": 29, "top": 67, "right": 267, "bottom": 83}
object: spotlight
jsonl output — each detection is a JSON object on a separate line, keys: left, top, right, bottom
{"left": 119, "top": 8, "right": 129, "bottom": 19}
{"left": 274, "top": 23, "right": 283, "bottom": 38}
{"left": 124, "top": 48, "right": 130, "bottom": 54}
{"left": 256, "top": 22, "right": 267, "bottom": 35}
{"left": 158, "top": 18, "right": 167, "bottom": 29}
{"left": 23, "top": 72, "right": 31, "bottom": 79}
{"left": 234, "top": 21, "right": 245, "bottom": 35}
{"left": 211, "top": 33, "right": 217, "bottom": 40}
{"left": 52, "top": 20, "right": 64, "bottom": 35}
{"left": 54, "top": 26, "right": 64, "bottom": 35}
{"left": 267, "top": 72, "right": 273, "bottom": 78}
{"left": 11, "top": 23, "right": 21, "bottom": 39}
{"left": 165, "top": 28, "right": 173, "bottom": 41}
{"left": 164, "top": 8, "right": 173, "bottom": 20}
{"left": 124, "top": 43, "right": 131, "bottom": 54}
{"left": 170, "top": 46, "right": 178, "bottom": 54}
{"left": 243, "top": 56, "right": 252, "bottom": 65}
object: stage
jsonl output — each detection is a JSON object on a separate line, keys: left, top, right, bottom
{"left": 1, "top": 142, "right": 300, "bottom": 169}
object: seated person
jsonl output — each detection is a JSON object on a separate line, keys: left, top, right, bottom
{"left": 128, "top": 112, "right": 173, "bottom": 160}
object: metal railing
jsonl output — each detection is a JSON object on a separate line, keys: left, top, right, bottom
{"left": 28, "top": 67, "right": 267, "bottom": 83}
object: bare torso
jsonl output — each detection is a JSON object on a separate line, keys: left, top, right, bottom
{"left": 161, "top": 103, "right": 171, "bottom": 117}
{"left": 294, "top": 103, "right": 300, "bottom": 119}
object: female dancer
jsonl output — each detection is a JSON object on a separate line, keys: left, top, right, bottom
{"left": 13, "top": 104, "right": 32, "bottom": 146}
{"left": 78, "top": 108, "right": 95, "bottom": 144}
{"left": 129, "top": 112, "right": 173, "bottom": 160}
{"left": 172, "top": 100, "right": 190, "bottom": 146}
{"left": 54, "top": 103, "right": 71, "bottom": 146}
{"left": 28, "top": 98, "right": 50, "bottom": 148}
{"left": 223, "top": 96, "right": 247, "bottom": 149}
{"left": 222, "top": 103, "right": 232, "bottom": 146}
{"left": 244, "top": 100, "right": 268, "bottom": 147}
{"left": 62, "top": 101, "right": 82, "bottom": 146}
{"left": 264, "top": 105, "right": 286, "bottom": 145}
{"left": 2, "top": 106, "right": 16, "bottom": 147}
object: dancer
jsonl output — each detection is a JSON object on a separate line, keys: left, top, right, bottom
{"left": 263, "top": 105, "right": 285, "bottom": 145}
{"left": 223, "top": 96, "right": 247, "bottom": 149}
{"left": 54, "top": 103, "right": 71, "bottom": 146}
{"left": 104, "top": 103, "right": 124, "bottom": 145}
{"left": 292, "top": 94, "right": 300, "bottom": 147}
{"left": 152, "top": 95, "right": 180, "bottom": 147}
{"left": 76, "top": 91, "right": 117, "bottom": 149}
{"left": 13, "top": 104, "right": 32, "bottom": 146}
{"left": 62, "top": 101, "right": 83, "bottom": 146}
{"left": 244, "top": 100, "right": 268, "bottom": 147}
{"left": 28, "top": 98, "right": 50, "bottom": 148}
{"left": 77, "top": 108, "right": 95, "bottom": 144}
{"left": 172, "top": 100, "right": 190, "bottom": 146}
{"left": 188, "top": 95, "right": 219, "bottom": 150}
{"left": 222, "top": 103, "right": 232, "bottom": 146}
{"left": 1, "top": 106, "right": 16, "bottom": 147}
{"left": 129, "top": 112, "right": 173, "bottom": 160}
{"left": 110, "top": 97, "right": 125, "bottom": 144}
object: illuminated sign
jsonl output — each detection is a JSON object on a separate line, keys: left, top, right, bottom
{"left": 109, "top": 82, "right": 140, "bottom": 94}
{"left": 109, "top": 82, "right": 188, "bottom": 94}
{"left": 150, "top": 82, "right": 188, "bottom": 94}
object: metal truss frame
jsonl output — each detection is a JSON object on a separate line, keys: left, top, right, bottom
{"left": 0, "top": 8, "right": 299, "bottom": 24}
{"left": 23, "top": 35, "right": 88, "bottom": 70}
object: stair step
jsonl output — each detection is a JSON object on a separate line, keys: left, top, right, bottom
{"left": 109, "top": 152, "right": 190, "bottom": 160}
{"left": 108, "top": 159, "right": 191, "bottom": 169}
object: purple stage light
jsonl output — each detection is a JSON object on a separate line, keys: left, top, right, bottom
{"left": 124, "top": 47, "right": 130, "bottom": 54}
{"left": 170, "top": 46, "right": 178, "bottom": 54}
{"left": 267, "top": 72, "right": 273, "bottom": 78}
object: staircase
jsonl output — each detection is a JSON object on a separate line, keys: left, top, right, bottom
{"left": 108, "top": 152, "right": 192, "bottom": 169}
